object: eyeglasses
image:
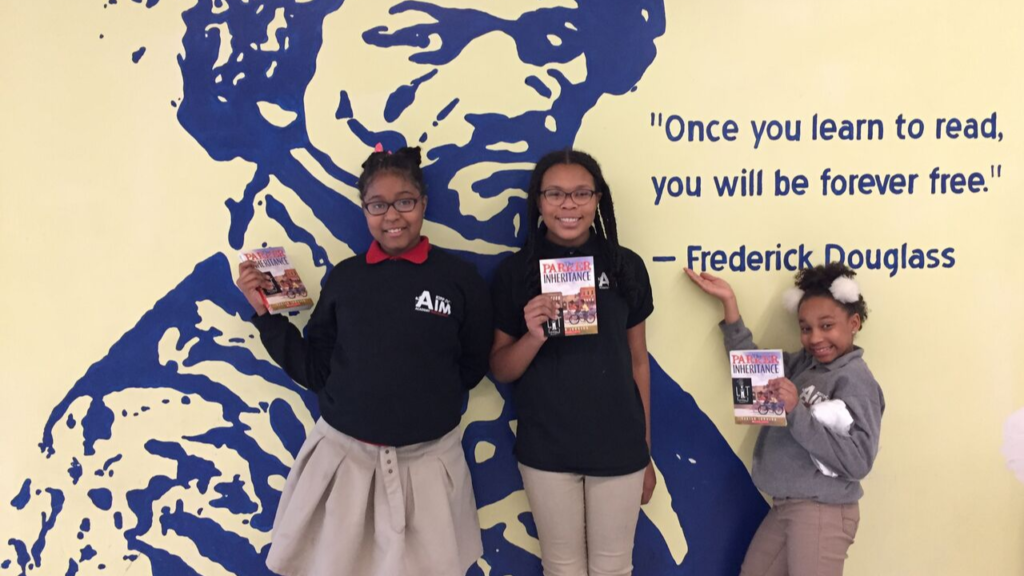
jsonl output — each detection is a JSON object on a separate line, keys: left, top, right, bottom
{"left": 363, "top": 196, "right": 422, "bottom": 216}
{"left": 540, "top": 188, "right": 597, "bottom": 204}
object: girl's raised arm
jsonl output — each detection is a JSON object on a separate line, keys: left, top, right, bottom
{"left": 684, "top": 268, "right": 740, "bottom": 324}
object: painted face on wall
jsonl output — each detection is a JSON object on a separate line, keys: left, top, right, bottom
{"left": 299, "top": 0, "right": 665, "bottom": 245}
{"left": 307, "top": 0, "right": 586, "bottom": 155}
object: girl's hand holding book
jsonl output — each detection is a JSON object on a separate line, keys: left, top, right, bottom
{"left": 523, "top": 295, "right": 559, "bottom": 342}
{"left": 236, "top": 260, "right": 272, "bottom": 316}
{"left": 767, "top": 377, "right": 799, "bottom": 414}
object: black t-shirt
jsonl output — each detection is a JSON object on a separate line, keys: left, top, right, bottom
{"left": 492, "top": 234, "right": 653, "bottom": 476}
{"left": 252, "top": 247, "right": 493, "bottom": 447}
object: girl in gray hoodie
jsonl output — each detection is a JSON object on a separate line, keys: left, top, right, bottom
{"left": 686, "top": 263, "right": 884, "bottom": 576}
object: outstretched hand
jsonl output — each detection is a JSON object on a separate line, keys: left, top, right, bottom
{"left": 684, "top": 268, "right": 735, "bottom": 302}
{"left": 684, "top": 268, "right": 740, "bottom": 324}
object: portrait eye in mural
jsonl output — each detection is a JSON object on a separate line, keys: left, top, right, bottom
{"left": 3, "top": 1, "right": 768, "bottom": 575}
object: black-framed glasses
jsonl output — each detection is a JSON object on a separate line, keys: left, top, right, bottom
{"left": 540, "top": 188, "right": 597, "bottom": 204}
{"left": 363, "top": 196, "right": 423, "bottom": 216}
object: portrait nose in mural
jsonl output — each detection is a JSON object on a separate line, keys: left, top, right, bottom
{"left": 304, "top": 0, "right": 633, "bottom": 244}
{"left": 7, "top": 1, "right": 769, "bottom": 575}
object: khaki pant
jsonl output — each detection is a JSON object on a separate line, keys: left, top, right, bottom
{"left": 519, "top": 463, "right": 645, "bottom": 576}
{"left": 740, "top": 499, "right": 860, "bottom": 576}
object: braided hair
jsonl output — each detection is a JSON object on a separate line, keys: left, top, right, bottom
{"left": 794, "top": 262, "right": 869, "bottom": 327}
{"left": 521, "top": 149, "right": 640, "bottom": 305}
{"left": 356, "top": 146, "right": 426, "bottom": 199}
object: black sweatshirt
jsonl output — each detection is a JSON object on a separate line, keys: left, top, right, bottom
{"left": 251, "top": 247, "right": 493, "bottom": 447}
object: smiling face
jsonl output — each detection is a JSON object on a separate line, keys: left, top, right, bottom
{"left": 537, "top": 162, "right": 601, "bottom": 247}
{"left": 798, "top": 296, "right": 862, "bottom": 364}
{"left": 362, "top": 172, "right": 427, "bottom": 255}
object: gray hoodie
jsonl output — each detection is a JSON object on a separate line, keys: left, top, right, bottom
{"left": 722, "top": 318, "right": 885, "bottom": 504}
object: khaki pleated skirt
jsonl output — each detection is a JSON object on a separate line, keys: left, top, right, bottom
{"left": 266, "top": 419, "right": 483, "bottom": 576}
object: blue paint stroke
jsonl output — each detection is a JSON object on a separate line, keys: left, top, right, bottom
{"left": 103, "top": 454, "right": 122, "bottom": 471}
{"left": 80, "top": 545, "right": 96, "bottom": 562}
{"left": 226, "top": 170, "right": 272, "bottom": 252}
{"left": 7, "top": 538, "right": 30, "bottom": 574}
{"left": 472, "top": 169, "right": 530, "bottom": 200}
{"left": 161, "top": 500, "right": 277, "bottom": 575}
{"left": 131, "top": 538, "right": 202, "bottom": 576}
{"left": 66, "top": 413, "right": 77, "bottom": 429}
{"left": 268, "top": 399, "right": 305, "bottom": 459}
{"left": 525, "top": 76, "right": 551, "bottom": 98}
{"left": 642, "top": 355, "right": 768, "bottom": 574}
{"left": 210, "top": 475, "right": 258, "bottom": 515}
{"left": 264, "top": 194, "right": 332, "bottom": 283}
{"left": 96, "top": 453, "right": 123, "bottom": 477}
{"left": 436, "top": 97, "right": 459, "bottom": 121}
{"left": 335, "top": 90, "right": 353, "bottom": 119}
{"left": 124, "top": 440, "right": 221, "bottom": 546}
{"left": 11, "top": 479, "right": 31, "bottom": 510}
{"left": 87, "top": 489, "right": 112, "bottom": 511}
{"left": 517, "top": 511, "right": 537, "bottom": 539}
{"left": 30, "top": 488, "right": 65, "bottom": 570}
{"left": 479, "top": 524, "right": 541, "bottom": 575}
{"left": 68, "top": 458, "right": 83, "bottom": 485}
{"left": 182, "top": 425, "right": 287, "bottom": 531}
{"left": 132, "top": 47, "right": 147, "bottom": 63}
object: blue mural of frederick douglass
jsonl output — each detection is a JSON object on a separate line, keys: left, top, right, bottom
{"left": 4, "top": 1, "right": 767, "bottom": 575}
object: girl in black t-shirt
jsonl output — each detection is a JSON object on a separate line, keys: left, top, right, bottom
{"left": 490, "top": 149, "right": 656, "bottom": 576}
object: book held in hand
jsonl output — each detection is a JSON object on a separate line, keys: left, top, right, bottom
{"left": 730, "top": 349, "right": 787, "bottom": 426}
{"left": 539, "top": 256, "right": 598, "bottom": 337}
{"left": 239, "top": 247, "right": 314, "bottom": 314}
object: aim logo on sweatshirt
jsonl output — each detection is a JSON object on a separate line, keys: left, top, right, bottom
{"left": 800, "top": 385, "right": 830, "bottom": 407}
{"left": 414, "top": 290, "right": 452, "bottom": 317}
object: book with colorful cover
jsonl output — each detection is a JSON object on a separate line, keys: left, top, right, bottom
{"left": 730, "top": 349, "right": 787, "bottom": 426}
{"left": 238, "top": 247, "right": 314, "bottom": 314}
{"left": 539, "top": 256, "right": 598, "bottom": 337}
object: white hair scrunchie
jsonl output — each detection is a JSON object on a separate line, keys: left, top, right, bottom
{"left": 782, "top": 276, "right": 861, "bottom": 313}
{"left": 782, "top": 287, "right": 804, "bottom": 313}
{"left": 829, "top": 276, "right": 861, "bottom": 304}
